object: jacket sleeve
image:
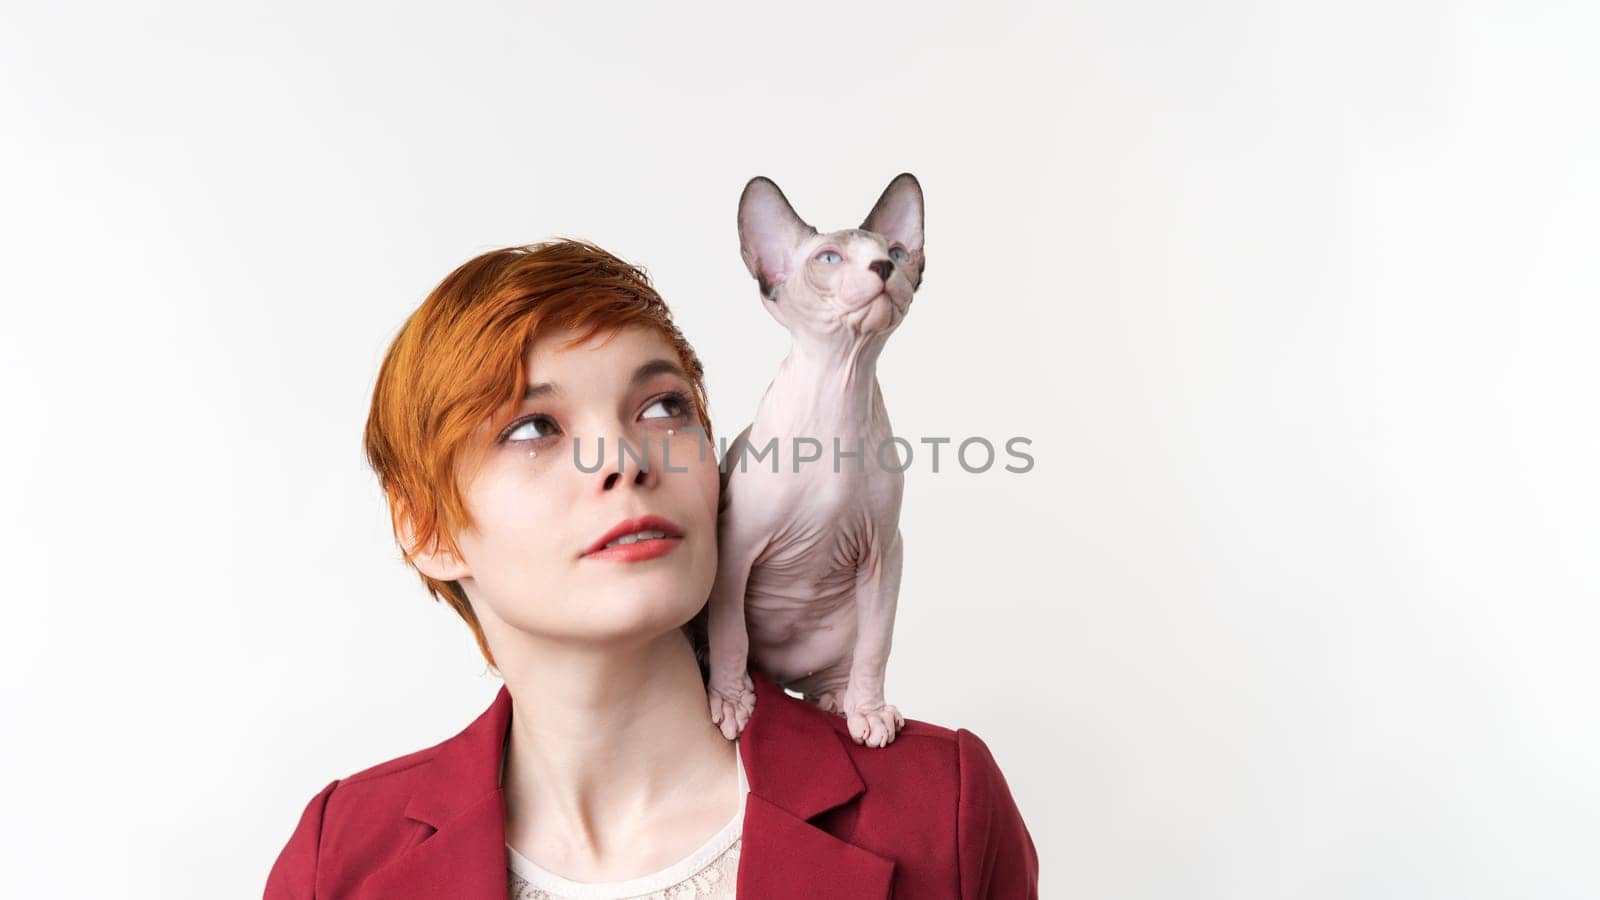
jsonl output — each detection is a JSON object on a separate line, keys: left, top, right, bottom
{"left": 264, "top": 778, "right": 341, "bottom": 900}
{"left": 956, "top": 729, "right": 1040, "bottom": 899}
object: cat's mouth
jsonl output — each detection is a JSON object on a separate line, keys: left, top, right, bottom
{"left": 848, "top": 290, "right": 907, "bottom": 331}
{"left": 871, "top": 288, "right": 909, "bottom": 312}
{"left": 842, "top": 288, "right": 907, "bottom": 319}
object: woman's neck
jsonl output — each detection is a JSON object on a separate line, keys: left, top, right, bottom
{"left": 498, "top": 630, "right": 738, "bottom": 869}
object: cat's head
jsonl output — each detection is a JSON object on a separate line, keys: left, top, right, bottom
{"left": 736, "top": 173, "right": 925, "bottom": 338}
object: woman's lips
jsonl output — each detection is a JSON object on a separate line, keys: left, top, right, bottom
{"left": 581, "top": 535, "right": 684, "bottom": 562}
{"left": 583, "top": 514, "right": 685, "bottom": 556}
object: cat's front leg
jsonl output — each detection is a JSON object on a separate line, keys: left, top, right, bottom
{"left": 705, "top": 526, "right": 761, "bottom": 740}
{"left": 840, "top": 527, "right": 906, "bottom": 748}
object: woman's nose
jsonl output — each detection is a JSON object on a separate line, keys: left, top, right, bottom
{"left": 601, "top": 465, "right": 649, "bottom": 491}
{"left": 598, "top": 432, "right": 659, "bottom": 492}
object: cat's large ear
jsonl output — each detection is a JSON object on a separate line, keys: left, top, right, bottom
{"left": 738, "top": 176, "right": 815, "bottom": 301}
{"left": 860, "top": 172, "right": 925, "bottom": 258}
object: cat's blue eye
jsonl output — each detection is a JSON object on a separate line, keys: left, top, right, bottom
{"left": 816, "top": 250, "right": 843, "bottom": 264}
{"left": 889, "top": 247, "right": 909, "bottom": 263}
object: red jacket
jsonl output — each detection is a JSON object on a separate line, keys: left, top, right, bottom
{"left": 265, "top": 669, "right": 1039, "bottom": 898}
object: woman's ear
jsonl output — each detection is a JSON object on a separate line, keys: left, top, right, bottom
{"left": 397, "top": 507, "right": 471, "bottom": 582}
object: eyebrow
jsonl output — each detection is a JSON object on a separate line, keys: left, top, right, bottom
{"left": 521, "top": 357, "right": 688, "bottom": 401}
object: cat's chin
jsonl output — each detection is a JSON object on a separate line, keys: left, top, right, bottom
{"left": 855, "top": 293, "right": 903, "bottom": 333}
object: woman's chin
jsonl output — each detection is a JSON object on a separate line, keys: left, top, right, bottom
{"left": 574, "top": 582, "right": 707, "bottom": 633}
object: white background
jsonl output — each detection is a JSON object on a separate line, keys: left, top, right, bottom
{"left": 3, "top": 2, "right": 1597, "bottom": 897}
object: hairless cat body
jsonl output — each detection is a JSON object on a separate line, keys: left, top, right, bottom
{"left": 705, "top": 173, "right": 926, "bottom": 748}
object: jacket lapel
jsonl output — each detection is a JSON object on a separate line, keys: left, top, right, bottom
{"left": 735, "top": 670, "right": 895, "bottom": 898}
{"left": 352, "top": 684, "right": 512, "bottom": 900}
{"left": 353, "top": 671, "right": 893, "bottom": 899}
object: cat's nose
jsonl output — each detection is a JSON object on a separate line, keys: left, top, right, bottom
{"left": 868, "top": 259, "right": 895, "bottom": 282}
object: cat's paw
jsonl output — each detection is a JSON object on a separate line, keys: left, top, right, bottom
{"left": 844, "top": 699, "right": 905, "bottom": 748}
{"left": 706, "top": 669, "right": 756, "bottom": 740}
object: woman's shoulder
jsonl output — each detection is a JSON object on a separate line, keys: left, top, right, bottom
{"left": 312, "top": 683, "right": 511, "bottom": 807}
{"left": 302, "top": 701, "right": 482, "bottom": 806}
{"left": 754, "top": 685, "right": 1039, "bottom": 897}
{"left": 262, "top": 751, "right": 444, "bottom": 899}
{"left": 765, "top": 683, "right": 1018, "bottom": 787}
{"left": 749, "top": 675, "right": 1028, "bottom": 804}
{"left": 264, "top": 687, "right": 512, "bottom": 898}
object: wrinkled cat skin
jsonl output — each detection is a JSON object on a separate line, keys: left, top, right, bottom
{"left": 706, "top": 173, "right": 926, "bottom": 748}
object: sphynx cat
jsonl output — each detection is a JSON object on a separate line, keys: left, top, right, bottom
{"left": 705, "top": 173, "right": 926, "bottom": 748}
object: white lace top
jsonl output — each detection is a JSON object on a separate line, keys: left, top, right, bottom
{"left": 504, "top": 740, "right": 746, "bottom": 899}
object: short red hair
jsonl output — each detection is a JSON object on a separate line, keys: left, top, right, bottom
{"left": 362, "top": 238, "right": 716, "bottom": 671}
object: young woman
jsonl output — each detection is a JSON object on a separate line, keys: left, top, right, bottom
{"left": 263, "top": 239, "right": 1038, "bottom": 899}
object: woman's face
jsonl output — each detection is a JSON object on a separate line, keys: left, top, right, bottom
{"left": 423, "top": 325, "right": 720, "bottom": 657}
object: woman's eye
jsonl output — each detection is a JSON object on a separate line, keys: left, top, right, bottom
{"left": 816, "top": 250, "right": 843, "bottom": 264}
{"left": 499, "top": 393, "right": 692, "bottom": 444}
{"left": 641, "top": 393, "right": 689, "bottom": 421}
{"left": 503, "top": 415, "right": 560, "bottom": 443}
{"left": 889, "top": 247, "right": 909, "bottom": 263}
